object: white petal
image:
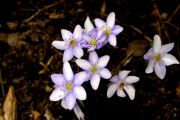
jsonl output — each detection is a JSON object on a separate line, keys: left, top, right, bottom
{"left": 125, "top": 76, "right": 139, "bottom": 84}
{"left": 107, "top": 12, "right": 115, "bottom": 29}
{"left": 61, "top": 99, "right": 68, "bottom": 109}
{"left": 118, "top": 70, "right": 131, "bottom": 80}
{"left": 97, "top": 55, "right": 110, "bottom": 68}
{"left": 160, "top": 43, "right": 174, "bottom": 54}
{"left": 65, "top": 93, "right": 76, "bottom": 110}
{"left": 51, "top": 74, "right": 65, "bottom": 86}
{"left": 49, "top": 87, "right": 66, "bottom": 101}
{"left": 84, "top": 16, "right": 94, "bottom": 32}
{"left": 74, "top": 72, "right": 87, "bottom": 85}
{"left": 73, "top": 46, "right": 83, "bottom": 59}
{"left": 162, "top": 54, "right": 179, "bottom": 66}
{"left": 73, "top": 104, "right": 84, "bottom": 120}
{"left": 145, "top": 60, "right": 155, "bottom": 73}
{"left": 63, "top": 48, "right": 73, "bottom": 62}
{"left": 143, "top": 48, "right": 153, "bottom": 60}
{"left": 75, "top": 59, "right": 91, "bottom": 70}
{"left": 117, "top": 88, "right": 126, "bottom": 97}
{"left": 52, "top": 41, "right": 66, "bottom": 50}
{"left": 94, "top": 18, "right": 106, "bottom": 28}
{"left": 61, "top": 29, "right": 72, "bottom": 41}
{"left": 107, "top": 83, "right": 118, "bottom": 98}
{"left": 112, "top": 25, "right": 123, "bottom": 35}
{"left": 124, "top": 85, "right": 135, "bottom": 100}
{"left": 154, "top": 63, "right": 166, "bottom": 79}
{"left": 63, "top": 62, "right": 74, "bottom": 82}
{"left": 153, "top": 35, "right": 161, "bottom": 53}
{"left": 89, "top": 51, "right": 98, "bottom": 64}
{"left": 73, "top": 86, "right": 87, "bottom": 100}
{"left": 108, "top": 34, "right": 117, "bottom": 46}
{"left": 110, "top": 75, "right": 119, "bottom": 83}
{"left": 99, "top": 68, "right": 112, "bottom": 79}
{"left": 73, "top": 25, "right": 82, "bottom": 40}
{"left": 90, "top": 74, "right": 100, "bottom": 90}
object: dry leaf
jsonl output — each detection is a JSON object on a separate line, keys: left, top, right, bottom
{"left": 3, "top": 86, "right": 17, "bottom": 120}
{"left": 31, "top": 110, "right": 40, "bottom": 120}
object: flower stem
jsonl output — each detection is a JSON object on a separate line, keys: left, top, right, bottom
{"left": 0, "top": 69, "right": 5, "bottom": 96}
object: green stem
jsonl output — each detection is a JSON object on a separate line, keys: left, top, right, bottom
{"left": 0, "top": 69, "right": 5, "bottom": 96}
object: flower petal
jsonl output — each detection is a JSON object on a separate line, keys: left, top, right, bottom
{"left": 108, "top": 34, "right": 117, "bottom": 46}
{"left": 162, "top": 54, "right": 179, "bottom": 66}
{"left": 65, "top": 93, "right": 76, "bottom": 110}
{"left": 61, "top": 99, "right": 68, "bottom": 109}
{"left": 52, "top": 41, "right": 66, "bottom": 50}
{"left": 63, "top": 48, "right": 73, "bottom": 62}
{"left": 125, "top": 76, "right": 139, "bottom": 84}
{"left": 61, "top": 29, "right": 72, "bottom": 41}
{"left": 106, "top": 12, "right": 115, "bottom": 29}
{"left": 89, "top": 51, "right": 98, "bottom": 64}
{"left": 160, "top": 43, "right": 174, "bottom": 54}
{"left": 51, "top": 74, "right": 65, "bottom": 86}
{"left": 84, "top": 16, "right": 94, "bottom": 32}
{"left": 143, "top": 48, "right": 153, "bottom": 60}
{"left": 117, "top": 88, "right": 126, "bottom": 97}
{"left": 153, "top": 35, "right": 161, "bottom": 53}
{"left": 63, "top": 62, "right": 74, "bottom": 82}
{"left": 154, "top": 62, "right": 166, "bottom": 79}
{"left": 76, "top": 59, "right": 91, "bottom": 70}
{"left": 74, "top": 71, "right": 87, "bottom": 85}
{"left": 118, "top": 70, "right": 131, "bottom": 80}
{"left": 49, "top": 87, "right": 66, "bottom": 101}
{"left": 112, "top": 25, "right": 123, "bottom": 35}
{"left": 73, "top": 25, "right": 82, "bottom": 40}
{"left": 73, "top": 86, "right": 87, "bottom": 100}
{"left": 97, "top": 55, "right": 110, "bottom": 68}
{"left": 73, "top": 46, "right": 83, "bottom": 59}
{"left": 90, "top": 74, "right": 100, "bottom": 90}
{"left": 107, "top": 83, "right": 118, "bottom": 98}
{"left": 94, "top": 18, "right": 106, "bottom": 28}
{"left": 73, "top": 104, "right": 84, "bottom": 120}
{"left": 124, "top": 85, "right": 135, "bottom": 100}
{"left": 99, "top": 68, "right": 112, "bottom": 79}
{"left": 145, "top": 60, "right": 155, "bottom": 74}
{"left": 110, "top": 75, "right": 119, "bottom": 83}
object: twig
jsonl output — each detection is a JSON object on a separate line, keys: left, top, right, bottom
{"left": 167, "top": 4, "right": 180, "bottom": 23}
{"left": 0, "top": 69, "right": 5, "bottom": 96}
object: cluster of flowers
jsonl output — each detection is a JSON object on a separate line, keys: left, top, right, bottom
{"left": 49, "top": 12, "right": 179, "bottom": 119}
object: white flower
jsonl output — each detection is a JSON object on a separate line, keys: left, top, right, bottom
{"left": 144, "top": 34, "right": 179, "bottom": 79}
{"left": 107, "top": 70, "right": 139, "bottom": 100}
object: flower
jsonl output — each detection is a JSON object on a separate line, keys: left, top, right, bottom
{"left": 76, "top": 51, "right": 112, "bottom": 90}
{"left": 107, "top": 70, "right": 139, "bottom": 100}
{"left": 94, "top": 12, "right": 123, "bottom": 46}
{"left": 81, "top": 17, "right": 106, "bottom": 51}
{"left": 49, "top": 62, "right": 87, "bottom": 110}
{"left": 144, "top": 35, "right": 179, "bottom": 79}
{"left": 52, "top": 25, "right": 84, "bottom": 62}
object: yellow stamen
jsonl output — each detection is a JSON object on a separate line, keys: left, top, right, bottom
{"left": 119, "top": 81, "right": 125, "bottom": 89}
{"left": 104, "top": 28, "right": 111, "bottom": 36}
{"left": 91, "top": 66, "right": 98, "bottom": 74}
{"left": 69, "top": 40, "right": 77, "bottom": 47}
{"left": 66, "top": 82, "right": 73, "bottom": 91}
{"left": 154, "top": 53, "right": 161, "bottom": 61}
{"left": 90, "top": 39, "right": 97, "bottom": 46}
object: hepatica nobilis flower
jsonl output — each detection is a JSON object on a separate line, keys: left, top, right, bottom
{"left": 144, "top": 35, "right": 179, "bottom": 79}
{"left": 52, "top": 25, "right": 83, "bottom": 62}
{"left": 81, "top": 17, "right": 106, "bottom": 51}
{"left": 94, "top": 12, "right": 123, "bottom": 46}
{"left": 49, "top": 62, "right": 87, "bottom": 110}
{"left": 107, "top": 70, "right": 139, "bottom": 100}
{"left": 76, "top": 51, "right": 112, "bottom": 90}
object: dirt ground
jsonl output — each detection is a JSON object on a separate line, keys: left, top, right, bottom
{"left": 0, "top": 0, "right": 180, "bottom": 120}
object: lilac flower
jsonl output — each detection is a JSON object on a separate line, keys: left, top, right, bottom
{"left": 81, "top": 17, "right": 106, "bottom": 51}
{"left": 52, "top": 25, "right": 83, "bottom": 62}
{"left": 76, "top": 51, "right": 112, "bottom": 90}
{"left": 49, "top": 62, "right": 87, "bottom": 110}
{"left": 107, "top": 70, "right": 139, "bottom": 100}
{"left": 144, "top": 35, "right": 179, "bottom": 79}
{"left": 94, "top": 12, "right": 123, "bottom": 46}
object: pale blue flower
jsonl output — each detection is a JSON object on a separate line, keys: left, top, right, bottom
{"left": 76, "top": 51, "right": 112, "bottom": 90}
{"left": 107, "top": 70, "right": 139, "bottom": 100}
{"left": 49, "top": 62, "right": 87, "bottom": 110}
{"left": 94, "top": 12, "right": 123, "bottom": 46}
{"left": 52, "top": 25, "right": 83, "bottom": 62}
{"left": 144, "top": 35, "right": 179, "bottom": 79}
{"left": 81, "top": 17, "right": 106, "bottom": 51}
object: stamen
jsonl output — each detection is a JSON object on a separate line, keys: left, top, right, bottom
{"left": 90, "top": 39, "right": 97, "bottom": 46}
{"left": 154, "top": 53, "right": 161, "bottom": 61}
{"left": 69, "top": 40, "right": 77, "bottom": 47}
{"left": 119, "top": 81, "right": 125, "bottom": 89}
{"left": 91, "top": 66, "right": 98, "bottom": 74}
{"left": 66, "top": 82, "right": 73, "bottom": 91}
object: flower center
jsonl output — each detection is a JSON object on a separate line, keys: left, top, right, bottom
{"left": 103, "top": 27, "right": 111, "bottom": 36}
{"left": 119, "top": 81, "right": 125, "bottom": 89}
{"left": 90, "top": 66, "right": 98, "bottom": 74}
{"left": 154, "top": 53, "right": 161, "bottom": 61}
{"left": 69, "top": 40, "right": 77, "bottom": 47}
{"left": 65, "top": 82, "right": 73, "bottom": 91}
{"left": 90, "top": 38, "right": 97, "bottom": 46}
